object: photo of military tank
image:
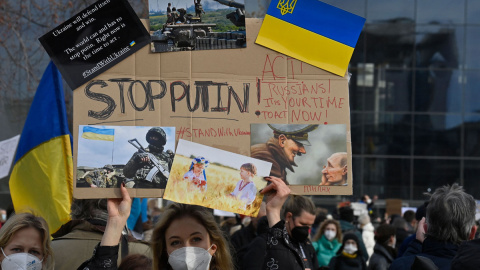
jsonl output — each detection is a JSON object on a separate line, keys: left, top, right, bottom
{"left": 148, "top": 0, "right": 246, "bottom": 52}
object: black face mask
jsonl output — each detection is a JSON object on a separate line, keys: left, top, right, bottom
{"left": 291, "top": 226, "right": 310, "bottom": 242}
{"left": 148, "top": 144, "right": 164, "bottom": 153}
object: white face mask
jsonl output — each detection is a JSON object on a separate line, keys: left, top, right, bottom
{"left": 1, "top": 248, "right": 43, "bottom": 270}
{"left": 168, "top": 245, "right": 213, "bottom": 270}
{"left": 389, "top": 237, "right": 396, "bottom": 248}
{"left": 343, "top": 244, "right": 358, "bottom": 255}
{"left": 324, "top": 230, "right": 336, "bottom": 241}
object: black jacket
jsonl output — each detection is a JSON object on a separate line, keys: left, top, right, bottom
{"left": 242, "top": 220, "right": 319, "bottom": 270}
{"left": 451, "top": 238, "right": 480, "bottom": 270}
{"left": 390, "top": 237, "right": 459, "bottom": 270}
{"left": 367, "top": 244, "right": 395, "bottom": 270}
{"left": 328, "top": 253, "right": 367, "bottom": 270}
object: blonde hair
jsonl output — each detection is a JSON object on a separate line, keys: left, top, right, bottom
{"left": 313, "top": 219, "right": 342, "bottom": 243}
{"left": 0, "top": 213, "right": 53, "bottom": 269}
{"left": 151, "top": 203, "right": 233, "bottom": 270}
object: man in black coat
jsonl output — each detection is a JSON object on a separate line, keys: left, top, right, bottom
{"left": 242, "top": 177, "right": 319, "bottom": 270}
{"left": 390, "top": 184, "right": 477, "bottom": 270}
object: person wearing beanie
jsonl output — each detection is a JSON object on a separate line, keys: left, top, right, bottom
{"left": 328, "top": 233, "right": 367, "bottom": 270}
{"left": 338, "top": 206, "right": 369, "bottom": 261}
{"left": 367, "top": 224, "right": 397, "bottom": 270}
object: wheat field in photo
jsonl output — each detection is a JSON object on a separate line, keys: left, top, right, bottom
{"left": 164, "top": 154, "right": 267, "bottom": 216}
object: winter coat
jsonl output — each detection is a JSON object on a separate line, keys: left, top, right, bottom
{"left": 329, "top": 252, "right": 367, "bottom": 270}
{"left": 242, "top": 220, "right": 319, "bottom": 270}
{"left": 389, "top": 237, "right": 459, "bottom": 270}
{"left": 362, "top": 223, "right": 375, "bottom": 258}
{"left": 367, "top": 244, "right": 395, "bottom": 270}
{"left": 312, "top": 235, "right": 341, "bottom": 267}
{"left": 52, "top": 220, "right": 151, "bottom": 270}
{"left": 339, "top": 220, "right": 369, "bottom": 261}
{"left": 77, "top": 244, "right": 119, "bottom": 270}
{"left": 451, "top": 238, "right": 480, "bottom": 270}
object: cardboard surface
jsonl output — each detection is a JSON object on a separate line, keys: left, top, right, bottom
{"left": 73, "top": 18, "right": 353, "bottom": 198}
{"left": 386, "top": 199, "right": 403, "bottom": 216}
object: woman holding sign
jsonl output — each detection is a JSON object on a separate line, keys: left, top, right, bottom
{"left": 79, "top": 184, "right": 234, "bottom": 270}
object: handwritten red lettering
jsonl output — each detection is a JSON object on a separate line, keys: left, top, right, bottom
{"left": 303, "top": 186, "right": 331, "bottom": 193}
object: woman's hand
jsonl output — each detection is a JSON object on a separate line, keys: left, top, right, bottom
{"left": 261, "top": 176, "right": 290, "bottom": 227}
{"left": 101, "top": 184, "right": 132, "bottom": 246}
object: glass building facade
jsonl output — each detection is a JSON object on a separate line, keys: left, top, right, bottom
{"left": 328, "top": 0, "right": 480, "bottom": 204}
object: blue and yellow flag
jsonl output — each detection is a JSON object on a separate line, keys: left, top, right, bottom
{"left": 9, "top": 61, "right": 73, "bottom": 233}
{"left": 81, "top": 126, "right": 115, "bottom": 141}
{"left": 256, "top": 0, "right": 366, "bottom": 76}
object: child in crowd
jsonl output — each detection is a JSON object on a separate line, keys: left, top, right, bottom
{"left": 229, "top": 163, "right": 258, "bottom": 209}
{"left": 183, "top": 157, "right": 209, "bottom": 191}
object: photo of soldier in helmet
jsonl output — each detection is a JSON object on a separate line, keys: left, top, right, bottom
{"left": 123, "top": 127, "right": 174, "bottom": 189}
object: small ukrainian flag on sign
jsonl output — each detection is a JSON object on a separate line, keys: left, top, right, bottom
{"left": 256, "top": 0, "right": 365, "bottom": 76}
{"left": 130, "top": 41, "right": 136, "bottom": 46}
{"left": 82, "top": 126, "right": 114, "bottom": 141}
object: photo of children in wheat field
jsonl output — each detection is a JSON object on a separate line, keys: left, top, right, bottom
{"left": 163, "top": 139, "right": 272, "bottom": 216}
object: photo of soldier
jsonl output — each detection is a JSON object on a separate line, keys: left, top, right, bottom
{"left": 78, "top": 165, "right": 119, "bottom": 188}
{"left": 250, "top": 124, "right": 348, "bottom": 186}
{"left": 194, "top": 0, "right": 205, "bottom": 20}
{"left": 250, "top": 124, "right": 318, "bottom": 184}
{"left": 76, "top": 125, "right": 175, "bottom": 191}
{"left": 123, "top": 127, "right": 174, "bottom": 189}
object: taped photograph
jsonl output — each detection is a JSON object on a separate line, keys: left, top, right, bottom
{"left": 164, "top": 139, "right": 271, "bottom": 216}
{"left": 148, "top": 0, "right": 246, "bottom": 52}
{"left": 250, "top": 124, "right": 349, "bottom": 191}
{"left": 77, "top": 125, "right": 175, "bottom": 189}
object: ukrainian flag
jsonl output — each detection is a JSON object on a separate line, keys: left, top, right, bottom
{"left": 81, "top": 126, "right": 115, "bottom": 141}
{"left": 256, "top": 0, "right": 365, "bottom": 76}
{"left": 9, "top": 61, "right": 73, "bottom": 233}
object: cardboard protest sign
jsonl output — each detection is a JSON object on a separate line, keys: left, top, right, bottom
{"left": 39, "top": 0, "right": 150, "bottom": 90}
{"left": 0, "top": 135, "right": 20, "bottom": 179}
{"left": 73, "top": 18, "right": 353, "bottom": 198}
{"left": 255, "top": 0, "right": 365, "bottom": 76}
{"left": 163, "top": 139, "right": 271, "bottom": 216}
{"left": 148, "top": 0, "right": 247, "bottom": 52}
{"left": 76, "top": 125, "right": 175, "bottom": 197}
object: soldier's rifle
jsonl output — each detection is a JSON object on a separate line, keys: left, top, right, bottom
{"left": 128, "top": 139, "right": 170, "bottom": 180}
{"left": 91, "top": 170, "right": 103, "bottom": 187}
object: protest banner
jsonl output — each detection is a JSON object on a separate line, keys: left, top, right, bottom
{"left": 73, "top": 18, "right": 353, "bottom": 198}
{"left": 0, "top": 135, "right": 20, "bottom": 179}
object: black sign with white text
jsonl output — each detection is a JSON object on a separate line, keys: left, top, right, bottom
{"left": 39, "top": 0, "right": 150, "bottom": 90}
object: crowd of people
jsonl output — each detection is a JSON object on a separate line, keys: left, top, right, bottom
{"left": 0, "top": 181, "right": 479, "bottom": 269}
